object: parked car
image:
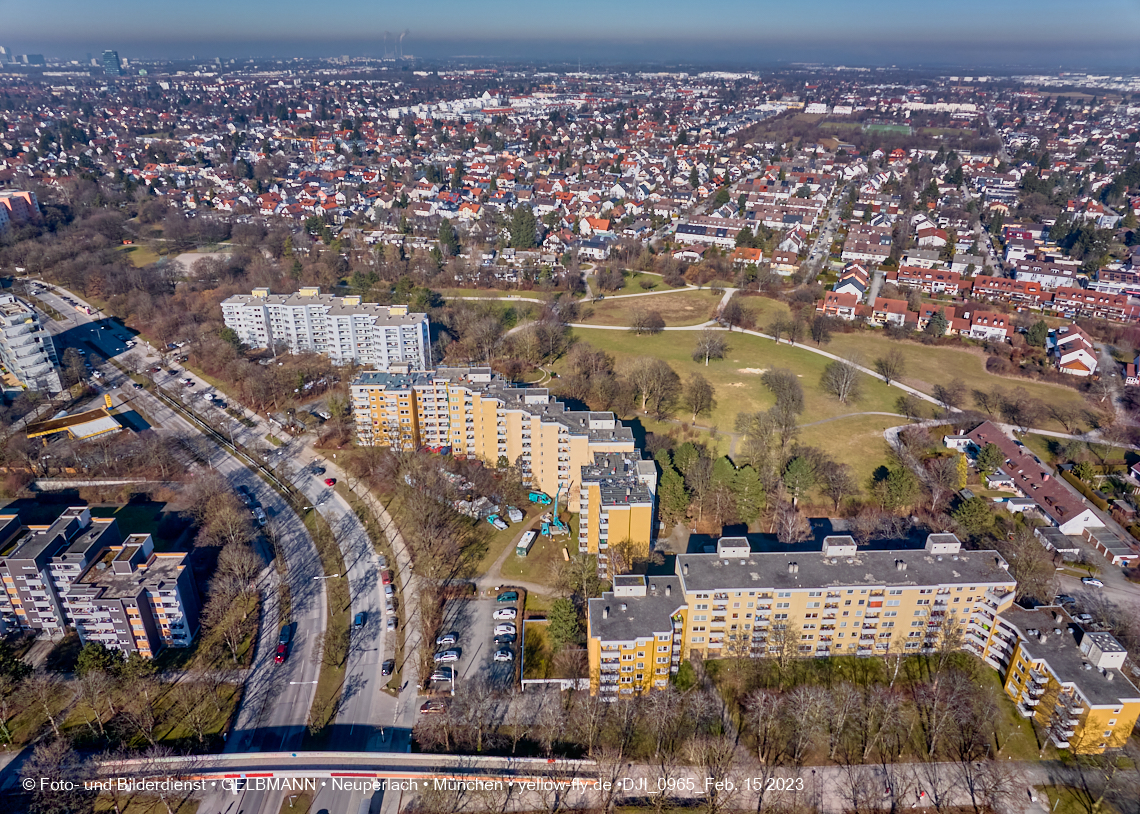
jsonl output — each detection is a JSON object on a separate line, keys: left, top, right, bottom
{"left": 1081, "top": 577, "right": 1104, "bottom": 588}
{"left": 377, "top": 555, "right": 389, "bottom": 569}
{"left": 381, "top": 570, "right": 393, "bottom": 586}
{"left": 385, "top": 598, "right": 395, "bottom": 614}
{"left": 433, "top": 649, "right": 460, "bottom": 664}
{"left": 381, "top": 659, "right": 395, "bottom": 677}
{"left": 435, "top": 632, "right": 458, "bottom": 647}
{"left": 386, "top": 617, "right": 397, "bottom": 632}
{"left": 493, "top": 622, "right": 516, "bottom": 636}
{"left": 493, "top": 648, "right": 514, "bottom": 663}
{"left": 275, "top": 643, "right": 288, "bottom": 664}
{"left": 496, "top": 591, "right": 519, "bottom": 603}
{"left": 324, "top": 477, "right": 336, "bottom": 487}
{"left": 420, "top": 700, "right": 448, "bottom": 714}
{"left": 384, "top": 584, "right": 395, "bottom": 598}
{"left": 430, "top": 670, "right": 454, "bottom": 682}
{"left": 494, "top": 633, "right": 516, "bottom": 645}
{"left": 354, "top": 612, "right": 365, "bottom": 629}
{"left": 275, "top": 626, "right": 291, "bottom": 664}
{"left": 1054, "top": 594, "right": 1076, "bottom": 605}
{"left": 132, "top": 382, "right": 144, "bottom": 390}
{"left": 311, "top": 465, "right": 326, "bottom": 475}
{"left": 487, "top": 514, "right": 509, "bottom": 531}
{"left": 493, "top": 608, "right": 517, "bottom": 620}
{"left": 254, "top": 507, "right": 267, "bottom": 527}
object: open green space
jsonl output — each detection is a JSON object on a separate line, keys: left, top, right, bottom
{"left": 864, "top": 123, "right": 912, "bottom": 134}
{"left": 437, "top": 288, "right": 551, "bottom": 302}
{"left": 591, "top": 269, "right": 673, "bottom": 296}
{"left": 578, "top": 289, "right": 723, "bottom": 327}
{"left": 819, "top": 121, "right": 863, "bottom": 132}
{"left": 569, "top": 327, "right": 900, "bottom": 430}
{"left": 827, "top": 332, "right": 1089, "bottom": 431}
{"left": 473, "top": 506, "right": 542, "bottom": 577}
{"left": 499, "top": 518, "right": 575, "bottom": 586}
{"left": 117, "top": 244, "right": 162, "bottom": 268}
{"left": 797, "top": 413, "right": 902, "bottom": 493}
{"left": 1040, "top": 786, "right": 1121, "bottom": 814}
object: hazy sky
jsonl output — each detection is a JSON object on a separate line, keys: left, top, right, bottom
{"left": 4, "top": 0, "right": 1139, "bottom": 68}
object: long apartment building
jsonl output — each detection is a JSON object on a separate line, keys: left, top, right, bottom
{"left": 0, "top": 507, "right": 199, "bottom": 657}
{"left": 0, "top": 293, "right": 61, "bottom": 393}
{"left": 977, "top": 604, "right": 1140, "bottom": 753}
{"left": 351, "top": 367, "right": 655, "bottom": 573}
{"left": 221, "top": 287, "right": 430, "bottom": 370}
{"left": 588, "top": 532, "right": 1017, "bottom": 697}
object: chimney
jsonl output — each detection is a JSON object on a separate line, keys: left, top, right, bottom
{"left": 603, "top": 606, "right": 609, "bottom": 619}
{"left": 682, "top": 563, "right": 689, "bottom": 576}
{"left": 1053, "top": 612, "right": 1063, "bottom": 624}
{"left": 788, "top": 562, "right": 797, "bottom": 574}
{"left": 1038, "top": 632, "right": 1047, "bottom": 643}
{"left": 620, "top": 602, "right": 628, "bottom": 612}
{"left": 1105, "top": 671, "right": 1115, "bottom": 681}
{"left": 665, "top": 584, "right": 671, "bottom": 596}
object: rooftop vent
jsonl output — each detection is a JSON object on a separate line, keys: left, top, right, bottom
{"left": 787, "top": 562, "right": 798, "bottom": 574}
{"left": 683, "top": 563, "right": 689, "bottom": 576}
{"left": 603, "top": 606, "right": 609, "bottom": 619}
{"left": 665, "top": 584, "right": 671, "bottom": 597}
{"left": 620, "top": 602, "right": 628, "bottom": 612}
{"left": 1054, "top": 628, "right": 1063, "bottom": 635}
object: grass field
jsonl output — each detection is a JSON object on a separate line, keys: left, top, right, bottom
{"left": 864, "top": 123, "right": 913, "bottom": 135}
{"left": 578, "top": 290, "right": 723, "bottom": 327}
{"left": 499, "top": 516, "right": 575, "bottom": 587}
{"left": 570, "top": 327, "right": 900, "bottom": 428}
{"left": 798, "top": 414, "right": 902, "bottom": 490}
{"left": 826, "top": 332, "right": 1089, "bottom": 431}
{"left": 591, "top": 269, "right": 675, "bottom": 296}
{"left": 437, "top": 288, "right": 551, "bottom": 302}
{"left": 819, "top": 121, "right": 862, "bottom": 131}
{"left": 117, "top": 244, "right": 162, "bottom": 267}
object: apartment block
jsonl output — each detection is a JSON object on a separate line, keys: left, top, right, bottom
{"left": 588, "top": 532, "right": 1017, "bottom": 699}
{"left": 0, "top": 507, "right": 120, "bottom": 634}
{"left": 0, "top": 190, "right": 39, "bottom": 231}
{"left": 984, "top": 604, "right": 1140, "bottom": 753}
{"left": 0, "top": 293, "right": 62, "bottom": 393}
{"left": 67, "top": 534, "right": 200, "bottom": 658}
{"left": 579, "top": 452, "right": 657, "bottom": 577}
{"left": 351, "top": 367, "right": 643, "bottom": 519}
{"left": 221, "top": 287, "right": 430, "bottom": 370}
{"left": 0, "top": 507, "right": 199, "bottom": 658}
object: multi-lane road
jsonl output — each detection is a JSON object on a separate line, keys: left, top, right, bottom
{"left": 30, "top": 284, "right": 419, "bottom": 813}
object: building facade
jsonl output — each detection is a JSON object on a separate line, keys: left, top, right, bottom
{"left": 982, "top": 605, "right": 1140, "bottom": 753}
{"left": 67, "top": 534, "right": 200, "bottom": 658}
{"left": 588, "top": 533, "right": 1017, "bottom": 697}
{"left": 221, "top": 287, "right": 430, "bottom": 370}
{"left": 351, "top": 367, "right": 654, "bottom": 572}
{"left": 0, "top": 293, "right": 62, "bottom": 392}
{"left": 0, "top": 507, "right": 199, "bottom": 657}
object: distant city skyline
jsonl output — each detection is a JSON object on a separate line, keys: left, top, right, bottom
{"left": 3, "top": 0, "right": 1139, "bottom": 70}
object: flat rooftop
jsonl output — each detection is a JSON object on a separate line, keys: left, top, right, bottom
{"left": 76, "top": 549, "right": 186, "bottom": 598}
{"left": 998, "top": 605, "right": 1140, "bottom": 707}
{"left": 588, "top": 575, "right": 685, "bottom": 644}
{"left": 676, "top": 546, "right": 1012, "bottom": 592}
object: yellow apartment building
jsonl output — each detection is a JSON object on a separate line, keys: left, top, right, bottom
{"left": 579, "top": 452, "right": 657, "bottom": 577}
{"left": 351, "top": 367, "right": 655, "bottom": 559}
{"left": 589, "top": 532, "right": 1018, "bottom": 699}
{"left": 984, "top": 604, "right": 1140, "bottom": 753}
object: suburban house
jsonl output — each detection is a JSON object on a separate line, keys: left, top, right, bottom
{"left": 1049, "top": 325, "right": 1098, "bottom": 377}
{"left": 818, "top": 291, "right": 860, "bottom": 320}
{"left": 869, "top": 297, "right": 910, "bottom": 327}
{"left": 961, "top": 311, "right": 1012, "bottom": 343}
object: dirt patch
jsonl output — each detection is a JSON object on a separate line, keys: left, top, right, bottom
{"left": 738, "top": 368, "right": 767, "bottom": 374}
{"left": 725, "top": 382, "right": 746, "bottom": 388}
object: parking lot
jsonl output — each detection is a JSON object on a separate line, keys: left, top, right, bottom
{"left": 432, "top": 592, "right": 521, "bottom": 693}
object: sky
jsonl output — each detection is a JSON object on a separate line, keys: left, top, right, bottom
{"left": 3, "top": 0, "right": 1139, "bottom": 70}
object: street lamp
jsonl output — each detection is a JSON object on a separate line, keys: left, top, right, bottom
{"left": 313, "top": 574, "right": 340, "bottom": 580}
{"left": 289, "top": 680, "right": 319, "bottom": 686}
{"left": 450, "top": 665, "right": 457, "bottom": 697}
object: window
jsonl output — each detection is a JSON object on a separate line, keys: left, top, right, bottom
{"left": 1108, "top": 719, "right": 1117, "bottom": 726}
{"left": 844, "top": 600, "right": 852, "bottom": 606}
{"left": 888, "top": 589, "right": 902, "bottom": 595}
{"left": 840, "top": 622, "right": 847, "bottom": 628}
{"left": 808, "top": 602, "right": 821, "bottom": 608}
{"left": 777, "top": 602, "right": 790, "bottom": 609}
{"left": 777, "top": 591, "right": 791, "bottom": 598}
{"left": 775, "top": 613, "right": 788, "bottom": 620}
{"left": 691, "top": 636, "right": 705, "bottom": 643}
{"left": 886, "top": 600, "right": 900, "bottom": 607}
{"left": 885, "top": 611, "right": 898, "bottom": 617}
{"left": 808, "top": 591, "right": 822, "bottom": 597}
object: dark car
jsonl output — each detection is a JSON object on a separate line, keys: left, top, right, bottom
{"left": 494, "top": 633, "right": 516, "bottom": 645}
{"left": 354, "top": 612, "right": 365, "bottom": 629}
{"left": 381, "top": 659, "right": 395, "bottom": 677}
{"left": 420, "top": 700, "right": 447, "bottom": 715}
{"left": 496, "top": 591, "right": 519, "bottom": 603}
{"left": 311, "top": 465, "right": 326, "bottom": 476}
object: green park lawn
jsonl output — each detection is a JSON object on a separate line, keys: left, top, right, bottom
{"left": 578, "top": 289, "right": 724, "bottom": 327}
{"left": 117, "top": 244, "right": 162, "bottom": 267}
{"left": 591, "top": 268, "right": 677, "bottom": 295}
{"left": 570, "top": 326, "right": 900, "bottom": 430}
{"left": 826, "top": 332, "right": 1090, "bottom": 432}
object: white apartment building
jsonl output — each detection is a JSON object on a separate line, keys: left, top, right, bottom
{"left": 220, "top": 287, "right": 430, "bottom": 370}
{"left": 0, "top": 293, "right": 62, "bottom": 393}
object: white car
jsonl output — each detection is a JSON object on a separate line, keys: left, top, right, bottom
{"left": 493, "top": 608, "right": 517, "bottom": 620}
{"left": 1081, "top": 577, "right": 1104, "bottom": 588}
{"left": 493, "top": 649, "right": 514, "bottom": 663}
{"left": 433, "top": 649, "right": 460, "bottom": 664}
{"left": 493, "top": 622, "right": 516, "bottom": 636}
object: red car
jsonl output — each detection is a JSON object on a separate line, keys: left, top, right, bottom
{"left": 324, "top": 478, "right": 336, "bottom": 487}
{"left": 275, "top": 643, "right": 288, "bottom": 664}
{"left": 381, "top": 569, "right": 393, "bottom": 586}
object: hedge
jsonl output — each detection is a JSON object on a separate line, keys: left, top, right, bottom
{"left": 1060, "top": 469, "right": 1111, "bottom": 512}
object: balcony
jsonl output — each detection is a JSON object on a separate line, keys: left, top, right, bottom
{"left": 1016, "top": 702, "right": 1035, "bottom": 718}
